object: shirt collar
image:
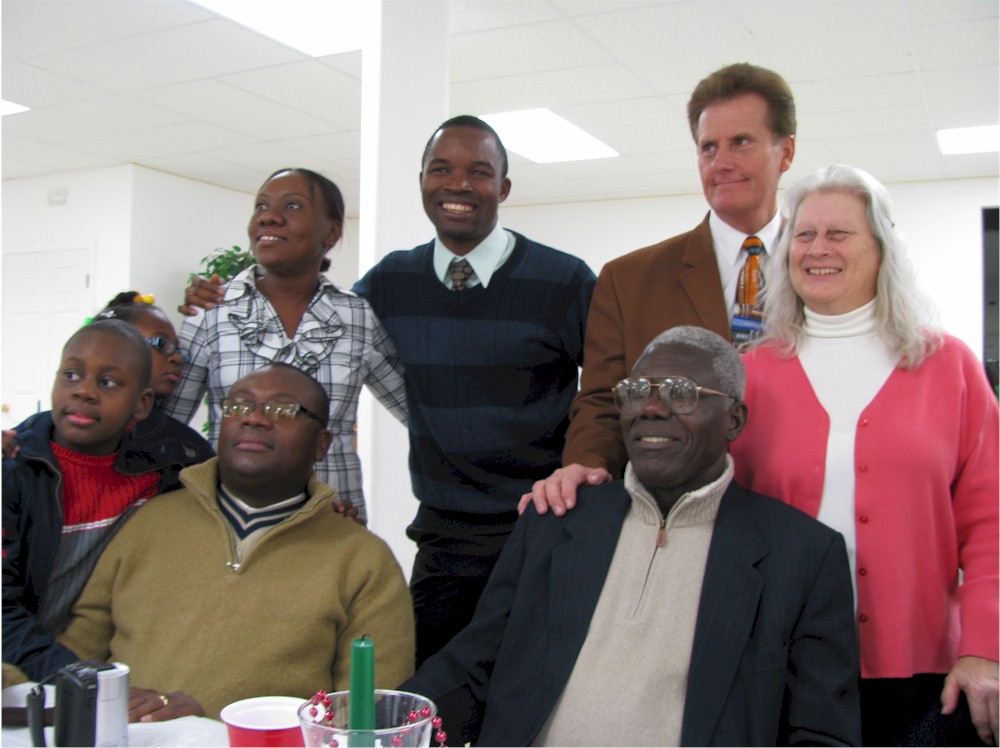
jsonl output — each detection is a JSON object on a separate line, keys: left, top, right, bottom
{"left": 709, "top": 209, "right": 783, "bottom": 269}
{"left": 224, "top": 265, "right": 340, "bottom": 302}
{"left": 432, "top": 223, "right": 513, "bottom": 289}
{"left": 624, "top": 454, "right": 734, "bottom": 527}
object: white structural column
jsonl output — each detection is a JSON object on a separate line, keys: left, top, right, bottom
{"left": 358, "top": 0, "right": 450, "bottom": 576}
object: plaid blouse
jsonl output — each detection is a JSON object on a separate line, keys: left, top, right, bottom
{"left": 166, "top": 268, "right": 407, "bottom": 518}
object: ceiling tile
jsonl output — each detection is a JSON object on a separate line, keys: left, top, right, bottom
{"left": 909, "top": 17, "right": 999, "bottom": 69}
{"left": 66, "top": 121, "right": 257, "bottom": 160}
{"left": 1, "top": 59, "right": 108, "bottom": 108}
{"left": 3, "top": 96, "right": 190, "bottom": 143}
{"left": 449, "top": 0, "right": 561, "bottom": 33}
{"left": 2, "top": 133, "right": 120, "bottom": 171}
{"left": 739, "top": 1, "right": 914, "bottom": 80}
{"left": 220, "top": 61, "right": 362, "bottom": 131}
{"left": 133, "top": 79, "right": 341, "bottom": 140}
{"left": 451, "top": 19, "right": 613, "bottom": 81}
{"left": 139, "top": 152, "right": 264, "bottom": 194}
{"left": 920, "top": 66, "right": 1000, "bottom": 128}
{"left": 573, "top": 3, "right": 762, "bottom": 95}
{"left": 903, "top": 0, "right": 998, "bottom": 26}
{"left": 26, "top": 19, "right": 304, "bottom": 92}
{"left": 278, "top": 131, "right": 363, "bottom": 164}
{"left": 1, "top": 0, "right": 995, "bottom": 204}
{"left": 2, "top": 0, "right": 212, "bottom": 58}
{"left": 452, "top": 63, "right": 654, "bottom": 114}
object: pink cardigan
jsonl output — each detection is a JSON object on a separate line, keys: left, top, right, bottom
{"left": 731, "top": 335, "right": 999, "bottom": 679}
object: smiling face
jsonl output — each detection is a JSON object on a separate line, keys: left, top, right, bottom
{"left": 217, "top": 366, "right": 331, "bottom": 506}
{"left": 420, "top": 126, "right": 511, "bottom": 256}
{"left": 696, "top": 93, "right": 794, "bottom": 235}
{"left": 247, "top": 171, "right": 342, "bottom": 276}
{"left": 51, "top": 328, "right": 153, "bottom": 456}
{"left": 620, "top": 343, "right": 745, "bottom": 514}
{"left": 127, "top": 307, "right": 183, "bottom": 400}
{"left": 789, "top": 190, "right": 882, "bottom": 316}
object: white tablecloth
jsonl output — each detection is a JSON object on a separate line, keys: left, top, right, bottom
{"left": 2, "top": 715, "right": 230, "bottom": 746}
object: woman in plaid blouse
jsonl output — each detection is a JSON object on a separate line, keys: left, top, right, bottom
{"left": 168, "top": 169, "right": 407, "bottom": 520}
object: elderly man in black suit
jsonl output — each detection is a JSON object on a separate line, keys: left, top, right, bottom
{"left": 402, "top": 326, "right": 860, "bottom": 746}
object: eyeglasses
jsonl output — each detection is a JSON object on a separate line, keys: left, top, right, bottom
{"left": 145, "top": 337, "right": 189, "bottom": 362}
{"left": 221, "top": 398, "right": 326, "bottom": 426}
{"left": 613, "top": 376, "right": 735, "bottom": 415}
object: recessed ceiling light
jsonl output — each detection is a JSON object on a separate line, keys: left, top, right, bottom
{"left": 481, "top": 109, "right": 619, "bottom": 164}
{"left": 936, "top": 125, "right": 999, "bottom": 155}
{"left": 1, "top": 99, "right": 30, "bottom": 117}
{"left": 191, "top": 0, "right": 365, "bottom": 57}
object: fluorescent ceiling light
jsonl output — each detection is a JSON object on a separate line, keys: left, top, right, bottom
{"left": 936, "top": 125, "right": 999, "bottom": 155}
{"left": 481, "top": 109, "right": 619, "bottom": 164}
{"left": 191, "top": 0, "right": 364, "bottom": 56}
{"left": 1, "top": 99, "right": 30, "bottom": 116}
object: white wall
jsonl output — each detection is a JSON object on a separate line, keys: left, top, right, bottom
{"left": 2, "top": 165, "right": 136, "bottom": 307}
{"left": 1, "top": 165, "right": 250, "bottom": 333}
{"left": 129, "top": 166, "right": 250, "bottom": 330}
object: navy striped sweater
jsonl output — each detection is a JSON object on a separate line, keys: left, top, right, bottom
{"left": 354, "top": 232, "right": 596, "bottom": 514}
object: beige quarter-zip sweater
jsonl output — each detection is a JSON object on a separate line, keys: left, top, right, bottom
{"left": 534, "top": 457, "right": 733, "bottom": 747}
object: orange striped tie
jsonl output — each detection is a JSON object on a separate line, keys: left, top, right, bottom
{"left": 735, "top": 236, "right": 765, "bottom": 318}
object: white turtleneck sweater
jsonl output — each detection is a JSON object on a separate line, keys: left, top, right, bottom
{"left": 798, "top": 300, "right": 897, "bottom": 597}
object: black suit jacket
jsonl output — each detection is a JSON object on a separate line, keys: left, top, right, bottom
{"left": 402, "top": 480, "right": 861, "bottom": 746}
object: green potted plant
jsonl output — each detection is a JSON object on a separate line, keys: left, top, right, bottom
{"left": 189, "top": 245, "right": 255, "bottom": 283}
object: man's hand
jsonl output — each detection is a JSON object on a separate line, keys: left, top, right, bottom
{"left": 517, "top": 464, "right": 612, "bottom": 517}
{"left": 177, "top": 274, "right": 225, "bottom": 317}
{"left": 334, "top": 498, "right": 365, "bottom": 526}
{"left": 941, "top": 655, "right": 999, "bottom": 745}
{"left": 2, "top": 429, "right": 19, "bottom": 459}
{"left": 129, "top": 688, "right": 205, "bottom": 723}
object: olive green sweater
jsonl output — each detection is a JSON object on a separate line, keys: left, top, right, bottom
{"left": 58, "top": 458, "right": 415, "bottom": 718}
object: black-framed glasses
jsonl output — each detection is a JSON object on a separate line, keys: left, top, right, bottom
{"left": 221, "top": 398, "right": 326, "bottom": 426}
{"left": 145, "top": 337, "right": 189, "bottom": 362}
{"left": 613, "top": 376, "right": 736, "bottom": 415}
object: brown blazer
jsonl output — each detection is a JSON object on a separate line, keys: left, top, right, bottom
{"left": 563, "top": 213, "right": 731, "bottom": 475}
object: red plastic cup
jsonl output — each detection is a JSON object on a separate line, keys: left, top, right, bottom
{"left": 220, "top": 696, "right": 306, "bottom": 747}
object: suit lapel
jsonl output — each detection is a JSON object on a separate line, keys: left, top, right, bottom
{"left": 679, "top": 214, "right": 731, "bottom": 337}
{"left": 542, "top": 488, "right": 628, "bottom": 719}
{"left": 681, "top": 486, "right": 768, "bottom": 746}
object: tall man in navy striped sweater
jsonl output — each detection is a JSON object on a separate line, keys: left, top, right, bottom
{"left": 353, "top": 117, "right": 596, "bottom": 665}
{"left": 182, "top": 116, "right": 596, "bottom": 666}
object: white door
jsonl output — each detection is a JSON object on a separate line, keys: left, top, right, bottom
{"left": 1, "top": 247, "right": 93, "bottom": 429}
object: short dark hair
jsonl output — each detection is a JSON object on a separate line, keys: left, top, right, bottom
{"left": 262, "top": 169, "right": 346, "bottom": 273}
{"left": 686, "top": 63, "right": 796, "bottom": 142}
{"left": 421, "top": 115, "right": 509, "bottom": 178}
{"left": 247, "top": 362, "right": 330, "bottom": 423}
{"left": 65, "top": 318, "right": 152, "bottom": 389}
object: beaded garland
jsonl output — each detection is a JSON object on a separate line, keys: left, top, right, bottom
{"left": 304, "top": 690, "right": 448, "bottom": 748}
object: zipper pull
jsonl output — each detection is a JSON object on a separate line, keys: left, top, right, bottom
{"left": 656, "top": 519, "right": 666, "bottom": 548}
{"left": 225, "top": 561, "right": 240, "bottom": 572}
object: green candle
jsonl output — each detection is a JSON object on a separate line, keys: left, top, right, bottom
{"left": 348, "top": 637, "right": 376, "bottom": 735}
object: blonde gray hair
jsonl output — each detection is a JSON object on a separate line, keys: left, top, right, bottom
{"left": 760, "top": 164, "right": 940, "bottom": 368}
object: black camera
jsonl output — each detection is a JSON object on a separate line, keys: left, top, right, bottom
{"left": 54, "top": 662, "right": 101, "bottom": 746}
{"left": 27, "top": 660, "right": 122, "bottom": 747}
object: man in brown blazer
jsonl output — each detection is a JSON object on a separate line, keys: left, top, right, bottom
{"left": 522, "top": 63, "right": 796, "bottom": 514}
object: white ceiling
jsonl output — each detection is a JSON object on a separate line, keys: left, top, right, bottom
{"left": 3, "top": 0, "right": 998, "bottom": 215}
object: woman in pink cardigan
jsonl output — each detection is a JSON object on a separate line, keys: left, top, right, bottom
{"left": 731, "top": 164, "right": 998, "bottom": 746}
